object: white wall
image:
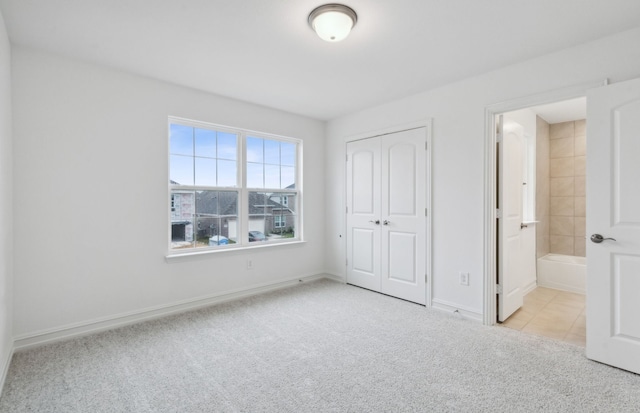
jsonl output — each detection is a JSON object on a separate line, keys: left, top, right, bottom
{"left": 326, "top": 27, "right": 640, "bottom": 318}
{"left": 11, "top": 47, "right": 326, "bottom": 339}
{"left": 0, "top": 9, "right": 13, "bottom": 379}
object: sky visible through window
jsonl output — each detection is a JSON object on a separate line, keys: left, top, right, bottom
{"left": 170, "top": 124, "right": 237, "bottom": 187}
{"left": 170, "top": 124, "right": 296, "bottom": 190}
{"left": 246, "top": 137, "right": 296, "bottom": 189}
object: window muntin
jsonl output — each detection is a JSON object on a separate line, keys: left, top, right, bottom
{"left": 169, "top": 119, "right": 300, "bottom": 252}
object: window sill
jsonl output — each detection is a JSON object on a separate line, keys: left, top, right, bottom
{"left": 165, "top": 240, "right": 306, "bottom": 262}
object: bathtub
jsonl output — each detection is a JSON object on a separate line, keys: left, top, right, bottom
{"left": 537, "top": 254, "right": 586, "bottom": 294}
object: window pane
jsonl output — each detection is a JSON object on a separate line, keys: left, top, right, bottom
{"left": 170, "top": 124, "right": 193, "bottom": 156}
{"left": 170, "top": 155, "right": 193, "bottom": 185}
{"left": 264, "top": 164, "right": 280, "bottom": 188}
{"left": 273, "top": 213, "right": 296, "bottom": 239}
{"left": 271, "top": 192, "right": 297, "bottom": 213}
{"left": 281, "top": 166, "right": 295, "bottom": 189}
{"left": 248, "top": 191, "right": 296, "bottom": 240}
{"left": 194, "top": 158, "right": 216, "bottom": 186}
{"left": 195, "top": 191, "right": 216, "bottom": 248}
{"left": 217, "top": 132, "right": 237, "bottom": 160}
{"left": 217, "top": 160, "right": 237, "bottom": 187}
{"left": 264, "top": 139, "right": 280, "bottom": 165}
{"left": 217, "top": 191, "right": 238, "bottom": 245}
{"left": 248, "top": 191, "right": 268, "bottom": 242}
{"left": 194, "top": 128, "right": 216, "bottom": 158}
{"left": 287, "top": 193, "right": 297, "bottom": 213}
{"left": 281, "top": 142, "right": 296, "bottom": 166}
{"left": 192, "top": 190, "right": 238, "bottom": 247}
{"left": 170, "top": 190, "right": 195, "bottom": 249}
{"left": 247, "top": 162, "right": 264, "bottom": 188}
{"left": 247, "top": 137, "right": 263, "bottom": 163}
{"left": 248, "top": 191, "right": 267, "bottom": 217}
{"left": 270, "top": 192, "right": 296, "bottom": 238}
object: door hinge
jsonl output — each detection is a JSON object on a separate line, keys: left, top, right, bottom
{"left": 496, "top": 209, "right": 502, "bottom": 219}
{"left": 425, "top": 141, "right": 428, "bottom": 150}
{"left": 496, "top": 284, "right": 503, "bottom": 294}
{"left": 425, "top": 273, "right": 428, "bottom": 282}
{"left": 425, "top": 208, "right": 428, "bottom": 217}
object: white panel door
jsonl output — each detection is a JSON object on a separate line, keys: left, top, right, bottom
{"left": 586, "top": 78, "right": 640, "bottom": 374}
{"left": 346, "top": 138, "right": 381, "bottom": 292}
{"left": 380, "top": 128, "right": 426, "bottom": 304}
{"left": 346, "top": 128, "right": 427, "bottom": 305}
{"left": 498, "top": 121, "right": 525, "bottom": 322}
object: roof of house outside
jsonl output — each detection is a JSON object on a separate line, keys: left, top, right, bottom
{"left": 194, "top": 191, "right": 293, "bottom": 217}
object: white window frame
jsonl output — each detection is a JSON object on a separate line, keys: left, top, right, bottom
{"left": 168, "top": 117, "right": 302, "bottom": 255}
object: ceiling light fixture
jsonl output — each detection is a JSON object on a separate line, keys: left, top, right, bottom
{"left": 308, "top": 4, "right": 357, "bottom": 42}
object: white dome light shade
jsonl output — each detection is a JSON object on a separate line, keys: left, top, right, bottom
{"left": 308, "top": 4, "right": 357, "bottom": 42}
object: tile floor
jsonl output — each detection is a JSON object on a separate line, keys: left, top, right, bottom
{"left": 500, "top": 287, "right": 586, "bottom": 346}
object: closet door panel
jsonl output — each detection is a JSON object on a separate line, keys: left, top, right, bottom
{"left": 388, "top": 231, "right": 417, "bottom": 283}
{"left": 381, "top": 128, "right": 427, "bottom": 304}
{"left": 346, "top": 138, "right": 381, "bottom": 292}
{"left": 388, "top": 143, "right": 417, "bottom": 216}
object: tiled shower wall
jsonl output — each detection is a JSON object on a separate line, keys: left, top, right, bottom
{"left": 535, "top": 116, "right": 550, "bottom": 259}
{"left": 548, "top": 119, "right": 586, "bottom": 257}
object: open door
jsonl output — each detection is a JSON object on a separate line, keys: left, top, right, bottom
{"left": 586, "top": 78, "right": 640, "bottom": 374}
{"left": 498, "top": 119, "right": 525, "bottom": 322}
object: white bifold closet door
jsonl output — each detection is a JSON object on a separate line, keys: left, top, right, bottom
{"left": 346, "top": 127, "right": 427, "bottom": 305}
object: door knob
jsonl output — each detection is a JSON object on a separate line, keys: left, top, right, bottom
{"left": 590, "top": 234, "right": 616, "bottom": 243}
{"left": 383, "top": 220, "right": 390, "bottom": 225}
{"left": 369, "top": 220, "right": 380, "bottom": 225}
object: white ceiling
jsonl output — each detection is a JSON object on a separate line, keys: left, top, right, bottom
{"left": 1, "top": 1, "right": 639, "bottom": 120}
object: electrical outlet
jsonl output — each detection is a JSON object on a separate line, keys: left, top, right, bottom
{"left": 459, "top": 272, "right": 470, "bottom": 286}
{"left": 247, "top": 260, "right": 253, "bottom": 270}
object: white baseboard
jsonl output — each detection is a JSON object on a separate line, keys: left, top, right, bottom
{"left": 0, "top": 344, "right": 14, "bottom": 397}
{"left": 432, "top": 298, "right": 483, "bottom": 323}
{"left": 322, "top": 272, "right": 345, "bottom": 283}
{"left": 14, "top": 273, "right": 332, "bottom": 351}
{"left": 523, "top": 281, "right": 537, "bottom": 296}
{"left": 537, "top": 280, "right": 585, "bottom": 295}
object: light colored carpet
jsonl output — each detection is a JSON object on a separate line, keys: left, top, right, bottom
{"left": 1, "top": 278, "right": 639, "bottom": 412}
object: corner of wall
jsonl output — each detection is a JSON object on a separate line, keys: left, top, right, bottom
{"left": 0, "top": 6, "right": 14, "bottom": 394}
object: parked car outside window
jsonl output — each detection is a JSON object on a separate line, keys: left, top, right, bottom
{"left": 248, "top": 231, "right": 267, "bottom": 242}
{"left": 209, "top": 235, "right": 229, "bottom": 246}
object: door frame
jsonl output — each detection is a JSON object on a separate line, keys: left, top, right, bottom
{"left": 344, "top": 119, "right": 433, "bottom": 307}
{"left": 482, "top": 80, "right": 606, "bottom": 325}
